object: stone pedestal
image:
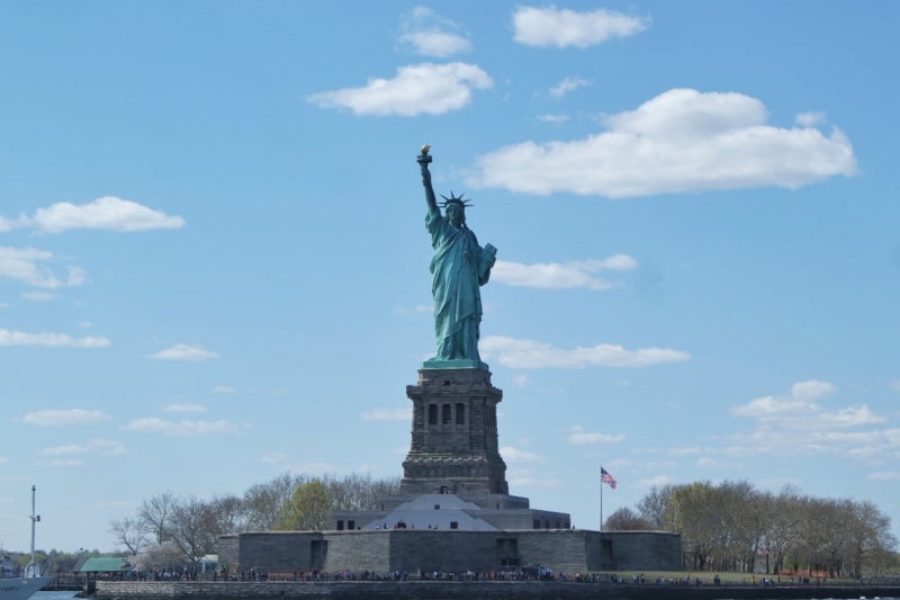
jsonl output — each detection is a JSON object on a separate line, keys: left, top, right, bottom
{"left": 401, "top": 368, "right": 508, "bottom": 496}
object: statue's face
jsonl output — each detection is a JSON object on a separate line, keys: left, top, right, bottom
{"left": 446, "top": 203, "right": 464, "bottom": 226}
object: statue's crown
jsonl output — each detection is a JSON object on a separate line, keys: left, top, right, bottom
{"left": 439, "top": 191, "right": 474, "bottom": 208}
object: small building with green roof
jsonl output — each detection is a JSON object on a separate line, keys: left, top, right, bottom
{"left": 75, "top": 556, "right": 131, "bottom": 574}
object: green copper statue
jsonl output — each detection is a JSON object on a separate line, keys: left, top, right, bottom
{"left": 418, "top": 145, "right": 497, "bottom": 369}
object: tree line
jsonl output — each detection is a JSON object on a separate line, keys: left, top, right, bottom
{"left": 4, "top": 548, "right": 105, "bottom": 575}
{"left": 604, "top": 481, "right": 898, "bottom": 577}
{"left": 109, "top": 473, "right": 400, "bottom": 569}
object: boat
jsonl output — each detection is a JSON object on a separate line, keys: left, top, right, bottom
{"left": 0, "top": 486, "right": 50, "bottom": 600}
{"left": 0, "top": 562, "right": 47, "bottom": 600}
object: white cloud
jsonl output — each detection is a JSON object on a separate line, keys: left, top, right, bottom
{"left": 481, "top": 335, "right": 690, "bottom": 369}
{"left": 696, "top": 457, "right": 716, "bottom": 467}
{"left": 513, "top": 6, "right": 648, "bottom": 48}
{"left": 260, "top": 452, "right": 287, "bottom": 464}
{"left": 668, "top": 446, "right": 701, "bottom": 457}
{"left": 402, "top": 31, "right": 471, "bottom": 57}
{"left": 507, "top": 469, "right": 560, "bottom": 488}
{"left": 124, "top": 418, "right": 237, "bottom": 436}
{"left": 640, "top": 475, "right": 671, "bottom": 488}
{"left": 0, "top": 247, "right": 85, "bottom": 289}
{"left": 869, "top": 471, "right": 900, "bottom": 481}
{"left": 537, "top": 113, "right": 569, "bottom": 124}
{"left": 360, "top": 407, "right": 411, "bottom": 422}
{"left": 148, "top": 344, "right": 218, "bottom": 362}
{"left": 848, "top": 446, "right": 882, "bottom": 458}
{"left": 162, "top": 403, "right": 206, "bottom": 413}
{"left": 308, "top": 62, "right": 493, "bottom": 117}
{"left": 724, "top": 425, "right": 900, "bottom": 459}
{"left": 500, "top": 446, "right": 546, "bottom": 463}
{"left": 550, "top": 76, "right": 589, "bottom": 98}
{"left": 393, "top": 304, "right": 432, "bottom": 315}
{"left": 732, "top": 380, "right": 883, "bottom": 429}
{"left": 815, "top": 405, "right": 884, "bottom": 428}
{"left": 87, "top": 439, "right": 127, "bottom": 454}
{"left": 288, "top": 462, "right": 342, "bottom": 476}
{"left": 0, "top": 328, "right": 110, "bottom": 348}
{"left": 213, "top": 384, "right": 238, "bottom": 394}
{"left": 20, "top": 196, "right": 185, "bottom": 233}
{"left": 22, "top": 291, "right": 55, "bottom": 301}
{"left": 492, "top": 254, "right": 637, "bottom": 290}
{"left": 400, "top": 7, "right": 471, "bottom": 57}
{"left": 39, "top": 458, "right": 85, "bottom": 468}
{"left": 796, "top": 111, "right": 826, "bottom": 127}
{"left": 470, "top": 89, "right": 856, "bottom": 198}
{"left": 566, "top": 425, "right": 625, "bottom": 445}
{"left": 0, "top": 456, "right": 8, "bottom": 464}
{"left": 889, "top": 380, "right": 900, "bottom": 392}
{"left": 791, "top": 379, "right": 837, "bottom": 400}
{"left": 23, "top": 409, "right": 110, "bottom": 427}
{"left": 40, "top": 444, "right": 87, "bottom": 455}
{"left": 732, "top": 395, "right": 819, "bottom": 418}
{"left": 67, "top": 267, "right": 86, "bottom": 286}
{"left": 513, "top": 373, "right": 530, "bottom": 388}
{"left": 40, "top": 439, "right": 125, "bottom": 456}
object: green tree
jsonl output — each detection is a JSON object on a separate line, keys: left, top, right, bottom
{"left": 275, "top": 480, "right": 332, "bottom": 530}
{"left": 664, "top": 481, "right": 716, "bottom": 570}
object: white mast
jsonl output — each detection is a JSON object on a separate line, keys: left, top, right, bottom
{"left": 25, "top": 485, "right": 41, "bottom": 579}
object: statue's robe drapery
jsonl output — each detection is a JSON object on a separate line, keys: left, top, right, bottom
{"left": 426, "top": 209, "right": 494, "bottom": 361}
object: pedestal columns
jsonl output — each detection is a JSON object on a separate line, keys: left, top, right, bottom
{"left": 401, "top": 368, "right": 508, "bottom": 496}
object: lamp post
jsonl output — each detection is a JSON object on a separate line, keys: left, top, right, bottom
{"left": 25, "top": 485, "right": 41, "bottom": 579}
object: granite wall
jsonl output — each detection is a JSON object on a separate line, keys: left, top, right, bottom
{"left": 217, "top": 529, "right": 682, "bottom": 574}
{"left": 605, "top": 531, "right": 683, "bottom": 571}
{"left": 323, "top": 531, "right": 391, "bottom": 572}
{"left": 221, "top": 532, "right": 320, "bottom": 571}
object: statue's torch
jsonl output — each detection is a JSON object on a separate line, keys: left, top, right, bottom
{"left": 417, "top": 144, "right": 432, "bottom": 165}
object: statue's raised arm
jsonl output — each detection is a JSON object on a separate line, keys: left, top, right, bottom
{"left": 417, "top": 144, "right": 439, "bottom": 216}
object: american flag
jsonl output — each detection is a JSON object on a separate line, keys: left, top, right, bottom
{"left": 601, "top": 467, "right": 617, "bottom": 490}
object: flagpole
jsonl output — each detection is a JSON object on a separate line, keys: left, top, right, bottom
{"left": 599, "top": 466, "right": 604, "bottom": 532}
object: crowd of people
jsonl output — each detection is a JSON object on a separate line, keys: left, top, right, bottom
{"left": 83, "top": 566, "right": 900, "bottom": 587}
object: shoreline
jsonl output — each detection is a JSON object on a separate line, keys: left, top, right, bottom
{"left": 94, "top": 580, "right": 900, "bottom": 600}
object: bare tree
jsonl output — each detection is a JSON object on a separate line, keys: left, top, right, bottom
{"left": 133, "top": 542, "right": 191, "bottom": 572}
{"left": 109, "top": 516, "right": 148, "bottom": 556}
{"left": 168, "top": 496, "right": 220, "bottom": 563}
{"left": 637, "top": 485, "right": 673, "bottom": 529}
{"left": 324, "top": 473, "right": 401, "bottom": 511}
{"left": 766, "top": 486, "right": 802, "bottom": 575}
{"left": 604, "top": 507, "right": 653, "bottom": 531}
{"left": 722, "top": 480, "right": 767, "bottom": 572}
{"left": 138, "top": 491, "right": 177, "bottom": 545}
{"left": 243, "top": 474, "right": 295, "bottom": 530}
{"left": 209, "top": 494, "right": 249, "bottom": 535}
{"left": 845, "top": 499, "right": 897, "bottom": 578}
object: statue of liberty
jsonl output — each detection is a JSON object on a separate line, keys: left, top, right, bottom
{"left": 417, "top": 145, "right": 497, "bottom": 368}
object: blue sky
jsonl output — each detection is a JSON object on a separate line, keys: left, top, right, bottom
{"left": 1, "top": 1, "right": 899, "bottom": 551}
